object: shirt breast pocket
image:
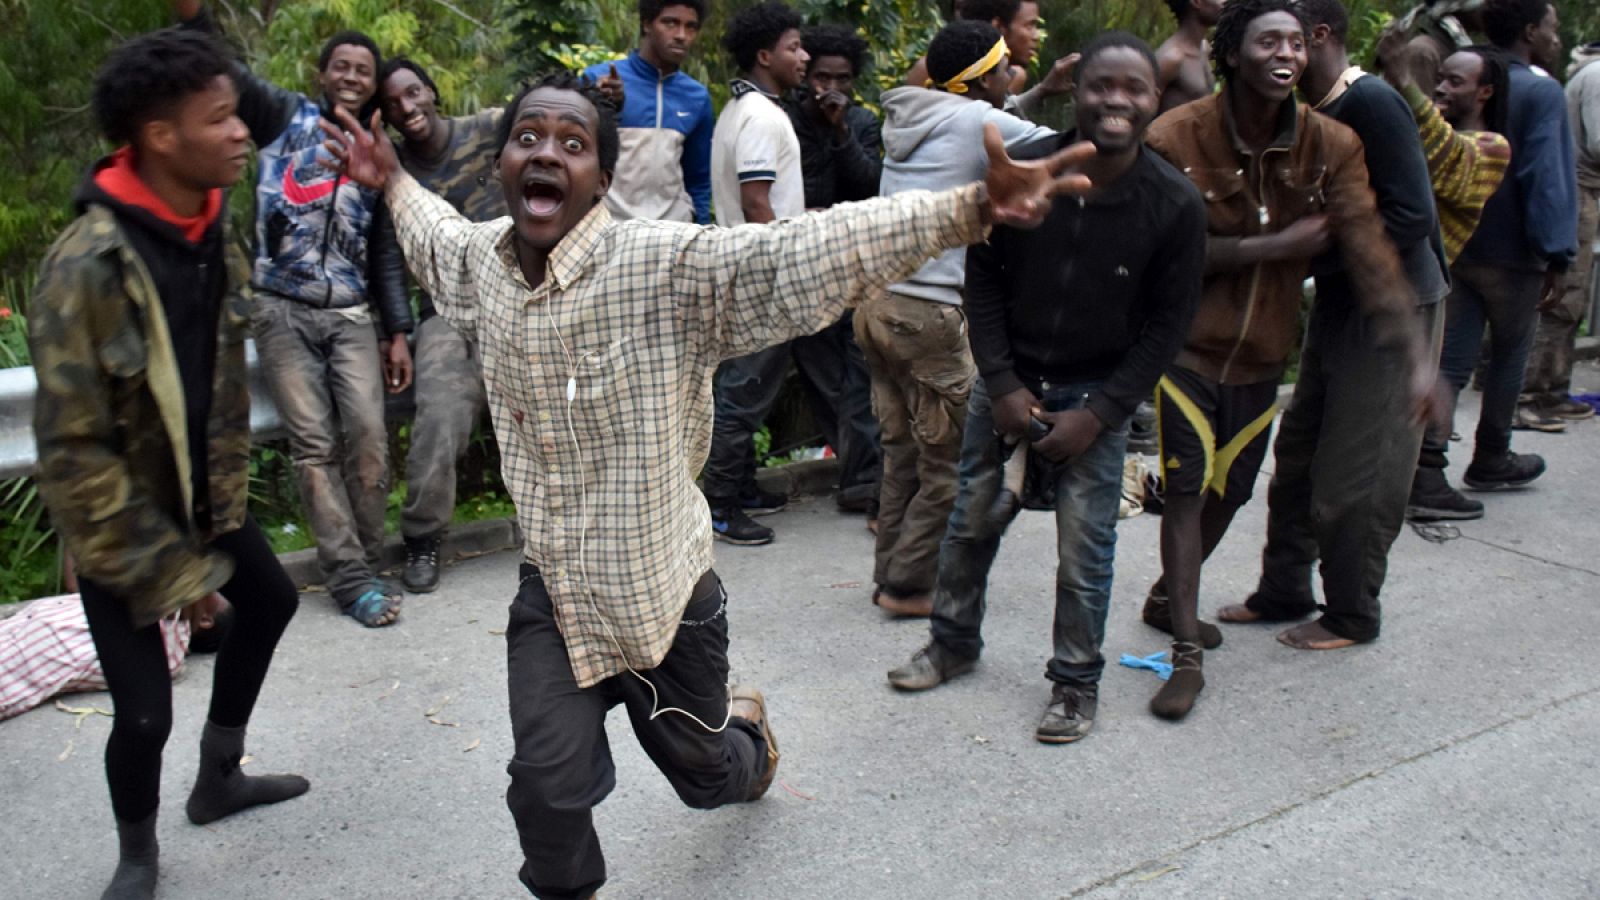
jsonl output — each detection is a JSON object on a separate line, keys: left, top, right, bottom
{"left": 569, "top": 336, "right": 639, "bottom": 441}
{"left": 1186, "top": 167, "right": 1250, "bottom": 235}
{"left": 1271, "top": 164, "right": 1328, "bottom": 224}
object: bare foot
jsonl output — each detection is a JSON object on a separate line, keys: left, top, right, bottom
{"left": 1215, "top": 603, "right": 1262, "bottom": 623}
{"left": 873, "top": 588, "right": 932, "bottom": 618}
{"left": 1276, "top": 620, "right": 1357, "bottom": 650}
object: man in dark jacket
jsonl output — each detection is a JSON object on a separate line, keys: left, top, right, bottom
{"left": 177, "top": 1, "right": 415, "bottom": 627}
{"left": 780, "top": 23, "right": 884, "bottom": 522}
{"left": 30, "top": 26, "right": 305, "bottom": 900}
{"left": 1226, "top": 0, "right": 1449, "bottom": 652}
{"left": 886, "top": 33, "right": 1206, "bottom": 743}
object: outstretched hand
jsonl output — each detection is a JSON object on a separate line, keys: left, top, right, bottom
{"left": 320, "top": 107, "right": 399, "bottom": 191}
{"left": 980, "top": 122, "right": 1095, "bottom": 228}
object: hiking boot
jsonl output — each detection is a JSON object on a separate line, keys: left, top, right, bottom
{"left": 1540, "top": 395, "right": 1596, "bottom": 420}
{"left": 1036, "top": 682, "right": 1097, "bottom": 744}
{"left": 710, "top": 504, "right": 775, "bottom": 545}
{"left": 739, "top": 487, "right": 788, "bottom": 516}
{"left": 402, "top": 534, "right": 442, "bottom": 593}
{"left": 1140, "top": 583, "right": 1222, "bottom": 649}
{"left": 1463, "top": 451, "right": 1546, "bottom": 491}
{"left": 1405, "top": 468, "right": 1483, "bottom": 521}
{"left": 1513, "top": 405, "right": 1566, "bottom": 432}
{"left": 887, "top": 641, "right": 976, "bottom": 692}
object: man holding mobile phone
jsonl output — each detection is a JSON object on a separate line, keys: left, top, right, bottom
{"left": 887, "top": 33, "right": 1206, "bottom": 745}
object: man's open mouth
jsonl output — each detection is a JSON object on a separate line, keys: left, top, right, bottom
{"left": 523, "top": 180, "right": 566, "bottom": 218}
{"left": 404, "top": 113, "right": 427, "bottom": 134}
{"left": 1269, "top": 67, "right": 1297, "bottom": 84}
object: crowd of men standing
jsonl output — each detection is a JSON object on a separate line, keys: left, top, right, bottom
{"left": 22, "top": 0, "right": 1597, "bottom": 897}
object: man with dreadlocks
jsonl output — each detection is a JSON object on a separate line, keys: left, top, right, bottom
{"left": 1141, "top": 0, "right": 1431, "bottom": 715}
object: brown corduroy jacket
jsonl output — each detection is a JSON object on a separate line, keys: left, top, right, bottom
{"left": 1147, "top": 90, "right": 1416, "bottom": 385}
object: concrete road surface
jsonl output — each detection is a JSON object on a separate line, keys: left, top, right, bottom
{"left": 5, "top": 371, "right": 1600, "bottom": 899}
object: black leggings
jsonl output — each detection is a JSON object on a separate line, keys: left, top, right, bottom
{"left": 80, "top": 515, "right": 299, "bottom": 822}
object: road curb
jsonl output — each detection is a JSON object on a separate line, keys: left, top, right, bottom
{"left": 279, "top": 516, "right": 524, "bottom": 591}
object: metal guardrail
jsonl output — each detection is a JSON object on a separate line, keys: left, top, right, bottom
{"left": 1, "top": 339, "right": 416, "bottom": 480}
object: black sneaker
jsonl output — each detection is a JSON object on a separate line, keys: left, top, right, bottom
{"left": 739, "top": 487, "right": 788, "bottom": 516}
{"left": 1406, "top": 469, "right": 1484, "bottom": 521}
{"left": 1036, "top": 682, "right": 1097, "bottom": 744}
{"left": 711, "top": 505, "right": 775, "bottom": 545}
{"left": 402, "top": 534, "right": 442, "bottom": 592}
{"left": 1463, "top": 451, "right": 1546, "bottom": 491}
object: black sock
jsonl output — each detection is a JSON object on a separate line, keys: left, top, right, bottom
{"left": 101, "top": 812, "right": 158, "bottom": 900}
{"left": 185, "top": 721, "right": 309, "bottom": 826}
{"left": 1149, "top": 643, "right": 1205, "bottom": 721}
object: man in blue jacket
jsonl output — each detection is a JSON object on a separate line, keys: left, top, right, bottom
{"left": 1422, "top": 0, "right": 1577, "bottom": 499}
{"left": 584, "top": 0, "right": 715, "bottom": 223}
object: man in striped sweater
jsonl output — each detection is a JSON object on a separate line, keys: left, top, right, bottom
{"left": 1376, "top": 31, "right": 1514, "bottom": 521}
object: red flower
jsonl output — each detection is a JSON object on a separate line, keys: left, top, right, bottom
{"left": 0, "top": 307, "right": 11, "bottom": 319}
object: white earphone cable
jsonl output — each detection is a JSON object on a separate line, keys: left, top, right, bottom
{"left": 544, "top": 306, "right": 732, "bottom": 733}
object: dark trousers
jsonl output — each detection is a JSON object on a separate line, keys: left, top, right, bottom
{"left": 701, "top": 314, "right": 880, "bottom": 502}
{"left": 930, "top": 378, "right": 1129, "bottom": 686}
{"left": 503, "top": 566, "right": 767, "bottom": 899}
{"left": 80, "top": 515, "right": 299, "bottom": 821}
{"left": 1249, "top": 299, "right": 1442, "bottom": 642}
{"left": 1421, "top": 262, "right": 1541, "bottom": 468}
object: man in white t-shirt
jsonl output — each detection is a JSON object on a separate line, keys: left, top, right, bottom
{"left": 703, "top": 1, "right": 812, "bottom": 544}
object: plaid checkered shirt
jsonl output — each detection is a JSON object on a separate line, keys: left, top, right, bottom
{"left": 387, "top": 171, "right": 988, "bottom": 687}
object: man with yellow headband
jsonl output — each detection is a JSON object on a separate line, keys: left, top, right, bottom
{"left": 859, "top": 20, "right": 1053, "bottom": 618}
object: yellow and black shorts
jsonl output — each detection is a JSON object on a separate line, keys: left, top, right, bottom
{"left": 1154, "top": 366, "right": 1279, "bottom": 503}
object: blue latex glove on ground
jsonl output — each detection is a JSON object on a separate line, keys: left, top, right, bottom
{"left": 1119, "top": 651, "right": 1172, "bottom": 681}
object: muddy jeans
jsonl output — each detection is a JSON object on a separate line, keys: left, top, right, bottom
{"left": 854, "top": 291, "right": 976, "bottom": 595}
{"left": 1524, "top": 184, "right": 1598, "bottom": 400}
{"left": 251, "top": 292, "right": 389, "bottom": 604}
{"left": 504, "top": 565, "right": 767, "bottom": 899}
{"left": 929, "top": 378, "right": 1129, "bottom": 686}
{"left": 401, "top": 314, "right": 485, "bottom": 539}
{"left": 1249, "top": 298, "right": 1442, "bottom": 642}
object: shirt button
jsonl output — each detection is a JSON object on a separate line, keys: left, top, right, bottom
{"left": 550, "top": 465, "right": 560, "bottom": 474}
{"left": 538, "top": 411, "right": 550, "bottom": 422}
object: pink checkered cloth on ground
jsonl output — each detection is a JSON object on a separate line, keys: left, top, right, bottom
{"left": 0, "top": 594, "right": 189, "bottom": 721}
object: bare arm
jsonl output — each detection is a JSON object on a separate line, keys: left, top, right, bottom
{"left": 739, "top": 180, "right": 777, "bottom": 224}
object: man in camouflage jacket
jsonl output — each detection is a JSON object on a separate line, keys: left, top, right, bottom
{"left": 31, "top": 194, "right": 254, "bottom": 628}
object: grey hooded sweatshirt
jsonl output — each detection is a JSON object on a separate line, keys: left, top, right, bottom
{"left": 1567, "top": 43, "right": 1600, "bottom": 190}
{"left": 878, "top": 86, "right": 1052, "bottom": 305}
